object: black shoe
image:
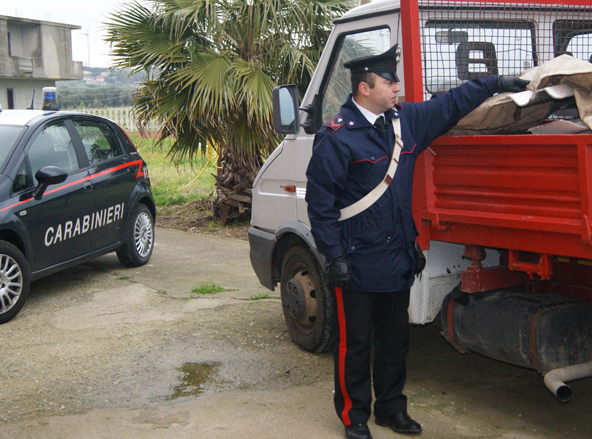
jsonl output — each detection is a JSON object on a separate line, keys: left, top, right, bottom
{"left": 375, "top": 412, "right": 422, "bottom": 434}
{"left": 345, "top": 422, "right": 373, "bottom": 439}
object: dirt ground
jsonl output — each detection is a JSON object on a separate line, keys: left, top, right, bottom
{"left": 0, "top": 224, "right": 591, "bottom": 439}
{"left": 156, "top": 199, "right": 249, "bottom": 240}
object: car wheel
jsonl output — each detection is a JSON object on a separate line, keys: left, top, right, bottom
{"left": 280, "top": 245, "right": 335, "bottom": 353}
{"left": 0, "top": 241, "right": 30, "bottom": 324}
{"left": 116, "top": 204, "right": 154, "bottom": 267}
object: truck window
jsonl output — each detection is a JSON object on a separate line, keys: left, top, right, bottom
{"left": 554, "top": 20, "right": 592, "bottom": 61}
{"left": 423, "top": 20, "right": 535, "bottom": 96}
{"left": 321, "top": 27, "right": 391, "bottom": 123}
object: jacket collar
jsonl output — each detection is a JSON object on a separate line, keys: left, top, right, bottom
{"left": 341, "top": 94, "right": 399, "bottom": 129}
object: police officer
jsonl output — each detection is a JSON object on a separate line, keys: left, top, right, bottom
{"left": 305, "top": 44, "right": 528, "bottom": 439}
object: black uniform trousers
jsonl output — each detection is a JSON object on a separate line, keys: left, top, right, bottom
{"left": 333, "top": 286, "right": 410, "bottom": 426}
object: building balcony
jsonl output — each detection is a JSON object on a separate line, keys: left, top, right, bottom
{"left": 15, "top": 56, "right": 34, "bottom": 74}
{"left": 0, "top": 55, "right": 81, "bottom": 80}
{"left": 0, "top": 55, "right": 39, "bottom": 77}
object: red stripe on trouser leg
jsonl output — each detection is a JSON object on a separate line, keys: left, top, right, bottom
{"left": 334, "top": 286, "right": 352, "bottom": 426}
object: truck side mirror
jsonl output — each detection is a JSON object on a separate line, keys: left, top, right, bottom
{"left": 272, "top": 84, "right": 300, "bottom": 135}
{"left": 33, "top": 166, "right": 67, "bottom": 200}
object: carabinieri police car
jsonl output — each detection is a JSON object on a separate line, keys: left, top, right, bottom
{"left": 0, "top": 101, "right": 155, "bottom": 324}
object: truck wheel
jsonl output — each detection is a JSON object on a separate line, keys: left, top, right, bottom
{"left": 280, "top": 245, "right": 335, "bottom": 353}
{"left": 0, "top": 241, "right": 30, "bottom": 324}
{"left": 116, "top": 204, "right": 154, "bottom": 267}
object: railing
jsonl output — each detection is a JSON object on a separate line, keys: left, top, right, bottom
{"left": 72, "top": 107, "right": 160, "bottom": 132}
{"left": 16, "top": 57, "right": 34, "bottom": 74}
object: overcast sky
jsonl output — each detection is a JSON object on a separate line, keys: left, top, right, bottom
{"left": 0, "top": 0, "right": 139, "bottom": 68}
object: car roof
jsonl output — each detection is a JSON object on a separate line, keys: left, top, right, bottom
{"left": 0, "top": 109, "right": 107, "bottom": 127}
{"left": 0, "top": 110, "right": 51, "bottom": 126}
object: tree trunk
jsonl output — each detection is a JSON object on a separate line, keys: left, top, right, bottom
{"left": 213, "top": 148, "right": 261, "bottom": 225}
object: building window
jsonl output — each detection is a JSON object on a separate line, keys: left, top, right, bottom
{"left": 7, "top": 89, "right": 15, "bottom": 110}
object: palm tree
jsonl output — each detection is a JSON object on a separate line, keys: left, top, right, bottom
{"left": 105, "top": 0, "right": 357, "bottom": 223}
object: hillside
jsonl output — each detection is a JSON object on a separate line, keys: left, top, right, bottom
{"left": 56, "top": 67, "right": 146, "bottom": 108}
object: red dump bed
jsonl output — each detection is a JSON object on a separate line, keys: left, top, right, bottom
{"left": 400, "top": 0, "right": 592, "bottom": 270}
{"left": 417, "top": 134, "right": 592, "bottom": 260}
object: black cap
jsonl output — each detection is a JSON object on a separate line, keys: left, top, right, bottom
{"left": 344, "top": 44, "right": 401, "bottom": 82}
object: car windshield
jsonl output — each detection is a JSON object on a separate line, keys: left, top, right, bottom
{"left": 0, "top": 125, "right": 25, "bottom": 168}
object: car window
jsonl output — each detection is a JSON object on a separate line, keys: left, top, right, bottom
{"left": 13, "top": 162, "right": 29, "bottom": 193}
{"left": 73, "top": 120, "right": 123, "bottom": 165}
{"left": 0, "top": 125, "right": 25, "bottom": 170}
{"left": 28, "top": 122, "right": 79, "bottom": 183}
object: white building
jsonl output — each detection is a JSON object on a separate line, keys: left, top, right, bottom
{"left": 0, "top": 15, "right": 82, "bottom": 109}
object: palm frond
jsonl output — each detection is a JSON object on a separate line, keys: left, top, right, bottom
{"left": 106, "top": 0, "right": 357, "bottom": 162}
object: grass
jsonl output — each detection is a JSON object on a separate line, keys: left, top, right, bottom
{"left": 191, "top": 282, "right": 225, "bottom": 295}
{"left": 250, "top": 293, "right": 270, "bottom": 300}
{"left": 129, "top": 134, "right": 217, "bottom": 209}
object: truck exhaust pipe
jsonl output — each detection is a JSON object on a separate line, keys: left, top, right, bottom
{"left": 544, "top": 361, "right": 592, "bottom": 402}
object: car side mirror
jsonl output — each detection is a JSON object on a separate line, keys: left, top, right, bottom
{"left": 272, "top": 84, "right": 300, "bottom": 135}
{"left": 33, "top": 166, "right": 67, "bottom": 200}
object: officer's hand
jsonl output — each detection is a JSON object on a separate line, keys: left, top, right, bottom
{"left": 326, "top": 253, "right": 351, "bottom": 290}
{"left": 497, "top": 76, "right": 530, "bottom": 93}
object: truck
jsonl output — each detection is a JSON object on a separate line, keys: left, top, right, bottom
{"left": 247, "top": 0, "right": 592, "bottom": 401}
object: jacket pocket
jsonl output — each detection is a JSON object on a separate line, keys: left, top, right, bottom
{"left": 343, "top": 213, "right": 392, "bottom": 254}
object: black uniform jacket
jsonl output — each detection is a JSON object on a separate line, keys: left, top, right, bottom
{"left": 305, "top": 76, "right": 498, "bottom": 293}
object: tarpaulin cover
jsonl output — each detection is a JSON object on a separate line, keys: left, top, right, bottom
{"left": 449, "top": 56, "right": 592, "bottom": 135}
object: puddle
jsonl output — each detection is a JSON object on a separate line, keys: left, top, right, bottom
{"left": 166, "top": 361, "right": 222, "bottom": 400}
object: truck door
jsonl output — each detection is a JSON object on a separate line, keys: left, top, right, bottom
{"left": 296, "top": 26, "right": 395, "bottom": 224}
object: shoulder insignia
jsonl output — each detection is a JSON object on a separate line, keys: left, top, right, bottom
{"left": 325, "top": 115, "right": 346, "bottom": 133}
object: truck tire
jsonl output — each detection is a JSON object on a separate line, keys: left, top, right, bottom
{"left": 0, "top": 241, "right": 30, "bottom": 324}
{"left": 116, "top": 204, "right": 154, "bottom": 267}
{"left": 280, "top": 244, "right": 335, "bottom": 353}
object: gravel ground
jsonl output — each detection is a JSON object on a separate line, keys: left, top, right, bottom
{"left": 0, "top": 227, "right": 591, "bottom": 439}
